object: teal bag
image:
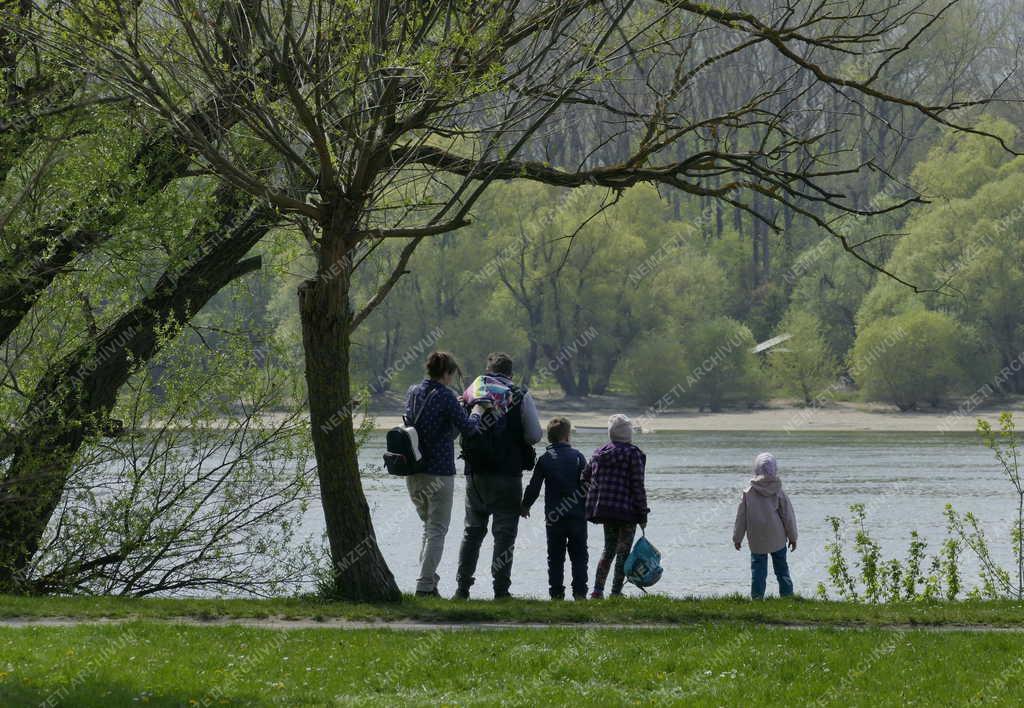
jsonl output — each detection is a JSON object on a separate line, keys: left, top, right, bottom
{"left": 624, "top": 530, "right": 663, "bottom": 590}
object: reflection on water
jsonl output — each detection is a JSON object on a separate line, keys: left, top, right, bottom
{"left": 326, "top": 430, "right": 1012, "bottom": 598}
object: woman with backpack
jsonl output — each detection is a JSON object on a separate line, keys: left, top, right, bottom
{"left": 402, "top": 351, "right": 486, "bottom": 597}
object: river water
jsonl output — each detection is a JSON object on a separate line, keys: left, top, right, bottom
{"left": 349, "top": 430, "right": 1015, "bottom": 598}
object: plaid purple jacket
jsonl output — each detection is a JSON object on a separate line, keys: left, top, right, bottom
{"left": 583, "top": 442, "right": 649, "bottom": 524}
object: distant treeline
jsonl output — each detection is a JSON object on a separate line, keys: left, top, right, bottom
{"left": 238, "top": 119, "right": 1024, "bottom": 412}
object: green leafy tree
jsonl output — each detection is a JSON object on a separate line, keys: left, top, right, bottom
{"left": 857, "top": 118, "right": 1024, "bottom": 391}
{"left": 0, "top": 2, "right": 288, "bottom": 592}
{"left": 681, "top": 317, "right": 764, "bottom": 411}
{"left": 768, "top": 310, "right": 839, "bottom": 405}
{"left": 628, "top": 316, "right": 764, "bottom": 410}
{"left": 850, "top": 309, "right": 970, "bottom": 410}
{"left": 625, "top": 325, "right": 688, "bottom": 406}
{"left": 789, "top": 237, "right": 878, "bottom": 363}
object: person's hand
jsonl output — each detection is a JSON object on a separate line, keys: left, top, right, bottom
{"left": 789, "top": 540, "right": 797, "bottom": 552}
{"left": 734, "top": 542, "right": 741, "bottom": 551}
{"left": 520, "top": 505, "right": 530, "bottom": 519}
{"left": 471, "top": 404, "right": 487, "bottom": 416}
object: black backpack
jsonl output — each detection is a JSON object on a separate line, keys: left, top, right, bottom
{"left": 383, "top": 388, "right": 437, "bottom": 476}
{"left": 460, "top": 385, "right": 536, "bottom": 473}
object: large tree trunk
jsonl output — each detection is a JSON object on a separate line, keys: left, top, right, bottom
{"left": 0, "top": 410, "right": 90, "bottom": 588}
{"left": 0, "top": 227, "right": 107, "bottom": 343}
{"left": 542, "top": 342, "right": 581, "bottom": 397}
{"left": 521, "top": 307, "right": 543, "bottom": 387}
{"left": 590, "top": 352, "right": 619, "bottom": 395}
{"left": 576, "top": 367, "right": 591, "bottom": 397}
{"left": 522, "top": 338, "right": 539, "bottom": 388}
{"left": 297, "top": 233, "right": 400, "bottom": 603}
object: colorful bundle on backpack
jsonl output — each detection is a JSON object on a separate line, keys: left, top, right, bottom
{"left": 462, "top": 375, "right": 515, "bottom": 413}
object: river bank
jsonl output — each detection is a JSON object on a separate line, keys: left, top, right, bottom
{"left": 365, "top": 396, "right": 1024, "bottom": 433}
{"left": 147, "top": 396, "right": 1024, "bottom": 433}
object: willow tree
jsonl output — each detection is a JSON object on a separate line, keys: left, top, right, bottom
{"left": 1, "top": 0, "right": 296, "bottom": 590}
{"left": 34, "top": 0, "right": 1017, "bottom": 600}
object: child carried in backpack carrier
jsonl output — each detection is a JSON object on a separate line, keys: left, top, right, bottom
{"left": 462, "top": 374, "right": 517, "bottom": 415}
{"left": 459, "top": 374, "right": 536, "bottom": 471}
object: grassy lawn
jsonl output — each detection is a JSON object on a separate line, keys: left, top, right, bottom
{"left": 1, "top": 621, "right": 1022, "bottom": 706}
{"left": 3, "top": 593, "right": 1024, "bottom": 628}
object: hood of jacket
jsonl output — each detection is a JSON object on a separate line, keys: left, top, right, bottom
{"left": 747, "top": 475, "right": 781, "bottom": 496}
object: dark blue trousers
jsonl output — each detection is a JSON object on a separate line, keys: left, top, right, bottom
{"left": 546, "top": 518, "right": 588, "bottom": 598}
{"left": 751, "top": 546, "right": 794, "bottom": 599}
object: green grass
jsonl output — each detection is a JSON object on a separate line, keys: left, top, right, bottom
{"left": 4, "top": 593, "right": 1024, "bottom": 628}
{"left": 1, "top": 621, "right": 1021, "bottom": 706}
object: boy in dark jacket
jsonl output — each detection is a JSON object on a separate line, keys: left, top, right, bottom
{"left": 584, "top": 414, "right": 649, "bottom": 598}
{"left": 521, "top": 417, "right": 589, "bottom": 600}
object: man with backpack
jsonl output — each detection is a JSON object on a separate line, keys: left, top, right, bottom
{"left": 454, "top": 353, "right": 543, "bottom": 600}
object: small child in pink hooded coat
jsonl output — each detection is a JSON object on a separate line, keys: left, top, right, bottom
{"left": 733, "top": 452, "right": 797, "bottom": 599}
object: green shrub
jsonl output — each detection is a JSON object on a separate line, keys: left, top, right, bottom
{"left": 850, "top": 309, "right": 970, "bottom": 410}
{"left": 624, "top": 328, "right": 689, "bottom": 405}
{"left": 820, "top": 504, "right": 961, "bottom": 603}
{"left": 768, "top": 310, "right": 839, "bottom": 404}
{"left": 821, "top": 414, "right": 1024, "bottom": 603}
{"left": 679, "top": 317, "right": 764, "bottom": 411}
{"left": 626, "top": 318, "right": 764, "bottom": 410}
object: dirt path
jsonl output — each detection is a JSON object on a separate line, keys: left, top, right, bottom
{"left": 2, "top": 616, "right": 1023, "bottom": 633}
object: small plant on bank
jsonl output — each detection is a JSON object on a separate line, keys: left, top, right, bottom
{"left": 821, "top": 412, "right": 1024, "bottom": 603}
{"left": 822, "top": 514, "right": 858, "bottom": 600}
{"left": 944, "top": 506, "right": 1004, "bottom": 599}
{"left": 819, "top": 504, "right": 960, "bottom": 602}
{"left": 975, "top": 412, "right": 1024, "bottom": 599}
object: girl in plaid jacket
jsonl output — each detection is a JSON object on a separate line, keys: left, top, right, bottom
{"left": 583, "top": 414, "right": 649, "bottom": 598}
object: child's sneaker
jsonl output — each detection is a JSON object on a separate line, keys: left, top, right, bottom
{"left": 589, "top": 591, "right": 604, "bottom": 599}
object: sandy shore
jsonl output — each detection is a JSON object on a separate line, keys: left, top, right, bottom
{"left": 151, "top": 398, "right": 1022, "bottom": 433}
{"left": 365, "top": 398, "right": 1024, "bottom": 433}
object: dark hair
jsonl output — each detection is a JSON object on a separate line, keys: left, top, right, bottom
{"left": 426, "top": 351, "right": 461, "bottom": 380}
{"left": 486, "top": 352, "right": 514, "bottom": 376}
{"left": 547, "top": 417, "right": 572, "bottom": 445}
